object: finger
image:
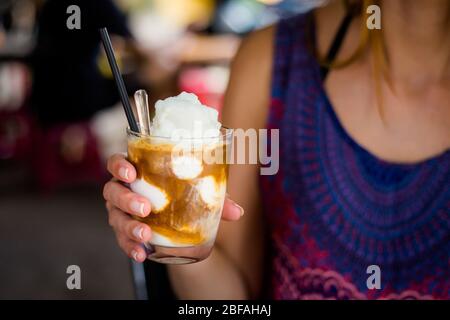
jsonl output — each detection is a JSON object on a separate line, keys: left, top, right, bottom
{"left": 108, "top": 205, "right": 152, "bottom": 242}
{"left": 221, "top": 197, "right": 244, "bottom": 221}
{"left": 107, "top": 153, "right": 137, "bottom": 183}
{"left": 103, "top": 180, "right": 151, "bottom": 217}
{"left": 115, "top": 233, "right": 147, "bottom": 263}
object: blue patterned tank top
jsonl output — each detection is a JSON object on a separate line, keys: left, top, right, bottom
{"left": 260, "top": 13, "right": 450, "bottom": 299}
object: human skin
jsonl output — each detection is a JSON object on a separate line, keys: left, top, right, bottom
{"left": 104, "top": 0, "right": 450, "bottom": 299}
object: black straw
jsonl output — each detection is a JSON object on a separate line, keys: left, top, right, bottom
{"left": 99, "top": 27, "right": 139, "bottom": 132}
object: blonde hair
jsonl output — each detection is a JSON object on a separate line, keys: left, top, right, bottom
{"left": 318, "top": 0, "right": 388, "bottom": 118}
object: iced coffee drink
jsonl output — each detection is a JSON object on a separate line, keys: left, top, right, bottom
{"left": 127, "top": 92, "right": 232, "bottom": 264}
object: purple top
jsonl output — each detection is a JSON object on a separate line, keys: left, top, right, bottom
{"left": 260, "top": 13, "right": 450, "bottom": 299}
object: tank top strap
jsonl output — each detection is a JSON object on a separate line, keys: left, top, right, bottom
{"left": 269, "top": 13, "right": 318, "bottom": 129}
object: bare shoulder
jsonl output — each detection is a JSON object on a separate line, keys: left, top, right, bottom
{"left": 233, "top": 25, "right": 275, "bottom": 67}
{"left": 221, "top": 25, "right": 275, "bottom": 130}
{"left": 217, "top": 25, "right": 275, "bottom": 298}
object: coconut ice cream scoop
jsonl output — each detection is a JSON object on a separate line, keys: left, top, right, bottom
{"left": 150, "top": 92, "right": 221, "bottom": 139}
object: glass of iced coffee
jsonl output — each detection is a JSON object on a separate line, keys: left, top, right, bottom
{"left": 127, "top": 92, "right": 233, "bottom": 264}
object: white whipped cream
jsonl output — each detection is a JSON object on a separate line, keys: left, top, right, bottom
{"left": 171, "top": 155, "right": 203, "bottom": 180}
{"left": 150, "top": 92, "right": 221, "bottom": 139}
{"left": 196, "top": 176, "right": 226, "bottom": 208}
{"left": 149, "top": 232, "right": 194, "bottom": 248}
{"left": 131, "top": 179, "right": 169, "bottom": 212}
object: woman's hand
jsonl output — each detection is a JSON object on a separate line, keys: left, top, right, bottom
{"left": 103, "top": 153, "right": 244, "bottom": 262}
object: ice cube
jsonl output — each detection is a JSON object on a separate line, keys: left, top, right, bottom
{"left": 147, "top": 153, "right": 169, "bottom": 175}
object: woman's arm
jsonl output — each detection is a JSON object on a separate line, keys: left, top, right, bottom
{"left": 167, "top": 26, "right": 274, "bottom": 299}
{"left": 104, "top": 25, "right": 274, "bottom": 300}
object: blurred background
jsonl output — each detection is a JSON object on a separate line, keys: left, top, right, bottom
{"left": 0, "top": 0, "right": 316, "bottom": 299}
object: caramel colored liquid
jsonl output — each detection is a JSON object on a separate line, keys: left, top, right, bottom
{"left": 128, "top": 138, "right": 228, "bottom": 246}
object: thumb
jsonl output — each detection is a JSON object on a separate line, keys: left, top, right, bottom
{"left": 221, "top": 196, "right": 244, "bottom": 221}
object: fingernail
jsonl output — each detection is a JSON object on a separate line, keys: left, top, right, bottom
{"left": 133, "top": 226, "right": 144, "bottom": 240}
{"left": 119, "top": 167, "right": 129, "bottom": 180}
{"left": 131, "top": 201, "right": 145, "bottom": 215}
{"left": 232, "top": 201, "right": 244, "bottom": 217}
{"left": 131, "top": 250, "right": 139, "bottom": 261}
